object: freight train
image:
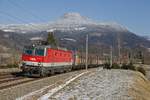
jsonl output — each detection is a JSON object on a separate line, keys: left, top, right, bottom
{"left": 21, "top": 45, "right": 102, "bottom": 77}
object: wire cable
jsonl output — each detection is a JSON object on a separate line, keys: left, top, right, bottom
{"left": 0, "top": 10, "right": 28, "bottom": 24}
{"left": 7, "top": 0, "right": 46, "bottom": 22}
{"left": 0, "top": 10, "right": 42, "bottom": 32}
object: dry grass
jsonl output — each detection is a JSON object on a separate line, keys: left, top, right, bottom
{"left": 129, "top": 72, "right": 150, "bottom": 100}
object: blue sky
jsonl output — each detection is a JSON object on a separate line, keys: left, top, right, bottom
{"left": 0, "top": 0, "right": 150, "bottom": 36}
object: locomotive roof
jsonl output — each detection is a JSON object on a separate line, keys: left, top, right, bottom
{"left": 24, "top": 45, "right": 69, "bottom": 51}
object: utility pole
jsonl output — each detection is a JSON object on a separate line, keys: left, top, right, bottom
{"left": 129, "top": 49, "right": 132, "bottom": 64}
{"left": 86, "top": 34, "right": 88, "bottom": 70}
{"left": 0, "top": 56, "right": 1, "bottom": 65}
{"left": 110, "top": 46, "right": 113, "bottom": 68}
{"left": 117, "top": 33, "right": 121, "bottom": 65}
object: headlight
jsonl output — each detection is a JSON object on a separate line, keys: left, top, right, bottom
{"left": 38, "top": 62, "right": 42, "bottom": 66}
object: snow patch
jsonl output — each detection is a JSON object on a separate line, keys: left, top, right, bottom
{"left": 30, "top": 37, "right": 43, "bottom": 41}
{"left": 74, "top": 27, "right": 86, "bottom": 31}
{"left": 3, "top": 29, "right": 15, "bottom": 32}
{"left": 46, "top": 29, "right": 56, "bottom": 32}
{"left": 16, "top": 71, "right": 89, "bottom": 100}
{"left": 38, "top": 71, "right": 89, "bottom": 100}
{"left": 61, "top": 38, "right": 76, "bottom": 42}
{"left": 52, "top": 69, "right": 135, "bottom": 100}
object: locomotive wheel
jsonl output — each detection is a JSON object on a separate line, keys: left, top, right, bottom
{"left": 40, "top": 71, "right": 45, "bottom": 77}
{"left": 50, "top": 70, "right": 55, "bottom": 75}
{"left": 67, "top": 68, "right": 72, "bottom": 72}
{"left": 39, "top": 68, "right": 46, "bottom": 77}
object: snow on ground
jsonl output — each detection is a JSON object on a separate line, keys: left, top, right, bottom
{"left": 16, "top": 68, "right": 150, "bottom": 100}
{"left": 47, "top": 69, "right": 145, "bottom": 100}
{"left": 38, "top": 71, "right": 89, "bottom": 100}
{"left": 16, "top": 70, "right": 90, "bottom": 100}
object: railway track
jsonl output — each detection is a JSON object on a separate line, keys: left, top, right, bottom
{"left": 0, "top": 67, "right": 100, "bottom": 91}
{"left": 0, "top": 72, "right": 22, "bottom": 80}
{"left": 0, "top": 72, "right": 39, "bottom": 90}
{"left": 16, "top": 69, "right": 91, "bottom": 100}
{"left": 0, "top": 67, "right": 99, "bottom": 100}
{"left": 0, "top": 78, "right": 37, "bottom": 90}
{"left": 0, "top": 77, "right": 24, "bottom": 83}
{"left": 0, "top": 73, "right": 13, "bottom": 79}
{"left": 0, "top": 67, "right": 100, "bottom": 89}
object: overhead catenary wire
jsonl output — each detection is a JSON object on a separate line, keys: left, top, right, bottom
{"left": 0, "top": 0, "right": 49, "bottom": 32}
{"left": 0, "top": 13, "right": 17, "bottom": 24}
{"left": 0, "top": 10, "right": 29, "bottom": 24}
{"left": 0, "top": 10, "right": 41, "bottom": 31}
{"left": 7, "top": 0, "right": 47, "bottom": 23}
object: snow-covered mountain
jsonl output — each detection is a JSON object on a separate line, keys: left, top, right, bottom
{"left": 0, "top": 12, "right": 128, "bottom": 33}
{"left": 1, "top": 13, "right": 150, "bottom": 65}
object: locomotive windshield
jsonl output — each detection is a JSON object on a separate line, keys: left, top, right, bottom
{"left": 35, "top": 48, "right": 45, "bottom": 56}
{"left": 24, "top": 49, "right": 33, "bottom": 55}
{"left": 23, "top": 46, "right": 45, "bottom": 56}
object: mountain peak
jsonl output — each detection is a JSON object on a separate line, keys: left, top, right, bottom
{"left": 63, "top": 13, "right": 82, "bottom": 18}
{"left": 55, "top": 12, "right": 97, "bottom": 26}
{"left": 62, "top": 12, "right": 88, "bottom": 20}
{"left": 0, "top": 12, "right": 128, "bottom": 33}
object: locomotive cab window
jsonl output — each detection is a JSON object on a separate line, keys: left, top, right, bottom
{"left": 24, "top": 49, "right": 33, "bottom": 55}
{"left": 35, "top": 48, "right": 45, "bottom": 56}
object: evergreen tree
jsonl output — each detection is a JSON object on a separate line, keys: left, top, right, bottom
{"left": 47, "top": 32, "right": 57, "bottom": 46}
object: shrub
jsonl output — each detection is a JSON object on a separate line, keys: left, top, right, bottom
{"left": 127, "top": 63, "right": 136, "bottom": 70}
{"left": 103, "top": 63, "right": 111, "bottom": 69}
{"left": 137, "top": 67, "right": 146, "bottom": 76}
{"left": 121, "top": 63, "right": 135, "bottom": 70}
{"left": 111, "top": 63, "right": 120, "bottom": 69}
{"left": 121, "top": 63, "right": 128, "bottom": 70}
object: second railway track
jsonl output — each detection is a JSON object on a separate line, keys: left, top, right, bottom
{"left": 0, "top": 67, "right": 99, "bottom": 100}
{"left": 0, "top": 72, "right": 39, "bottom": 90}
{"left": 0, "top": 77, "right": 24, "bottom": 83}
{"left": 0, "top": 67, "right": 100, "bottom": 91}
{"left": 0, "top": 78, "right": 37, "bottom": 90}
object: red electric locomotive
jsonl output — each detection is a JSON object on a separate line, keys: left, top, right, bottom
{"left": 21, "top": 45, "right": 73, "bottom": 77}
{"left": 21, "top": 44, "right": 103, "bottom": 77}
